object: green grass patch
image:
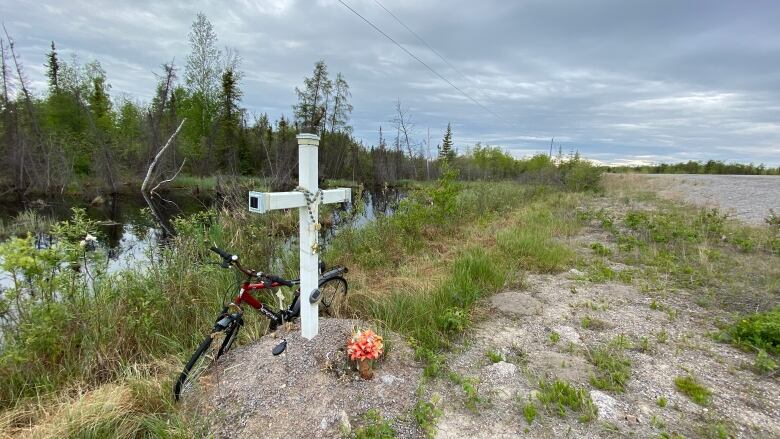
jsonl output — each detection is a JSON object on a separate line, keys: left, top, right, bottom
{"left": 718, "top": 307, "right": 780, "bottom": 355}
{"left": 588, "top": 345, "right": 631, "bottom": 392}
{"left": 354, "top": 409, "right": 396, "bottom": 438}
{"left": 536, "top": 378, "right": 597, "bottom": 422}
{"left": 674, "top": 375, "right": 711, "bottom": 406}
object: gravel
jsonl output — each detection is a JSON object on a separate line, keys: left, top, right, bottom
{"left": 182, "top": 318, "right": 423, "bottom": 438}
{"left": 641, "top": 174, "right": 780, "bottom": 225}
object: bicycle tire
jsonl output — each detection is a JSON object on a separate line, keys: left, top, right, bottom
{"left": 173, "top": 331, "right": 224, "bottom": 401}
{"left": 319, "top": 276, "right": 348, "bottom": 317}
{"left": 217, "top": 321, "right": 240, "bottom": 358}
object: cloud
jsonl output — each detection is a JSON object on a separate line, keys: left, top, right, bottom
{"left": 2, "top": 0, "right": 779, "bottom": 165}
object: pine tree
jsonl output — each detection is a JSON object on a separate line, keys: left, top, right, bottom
{"left": 439, "top": 122, "right": 455, "bottom": 161}
{"left": 294, "top": 59, "right": 332, "bottom": 132}
{"left": 45, "top": 41, "right": 59, "bottom": 92}
{"left": 328, "top": 72, "right": 352, "bottom": 133}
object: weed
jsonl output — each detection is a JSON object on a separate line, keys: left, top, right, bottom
{"left": 588, "top": 346, "right": 631, "bottom": 392}
{"left": 586, "top": 260, "right": 618, "bottom": 283}
{"left": 719, "top": 307, "right": 780, "bottom": 355}
{"left": 639, "top": 337, "right": 651, "bottom": 353}
{"left": 753, "top": 349, "right": 778, "bottom": 373}
{"left": 674, "top": 375, "right": 711, "bottom": 406}
{"left": 536, "top": 378, "right": 597, "bottom": 422}
{"left": 657, "top": 396, "right": 668, "bottom": 408}
{"left": 550, "top": 331, "right": 561, "bottom": 344}
{"left": 581, "top": 316, "right": 610, "bottom": 331}
{"left": 448, "top": 372, "right": 483, "bottom": 411}
{"left": 521, "top": 400, "right": 537, "bottom": 425}
{"left": 765, "top": 209, "right": 780, "bottom": 228}
{"left": 590, "top": 243, "right": 612, "bottom": 257}
{"left": 438, "top": 307, "right": 469, "bottom": 333}
{"left": 657, "top": 329, "right": 669, "bottom": 344}
{"left": 486, "top": 349, "right": 504, "bottom": 364}
{"left": 650, "top": 299, "right": 660, "bottom": 310}
{"left": 413, "top": 394, "right": 441, "bottom": 438}
{"left": 354, "top": 409, "right": 396, "bottom": 439}
{"left": 609, "top": 333, "right": 632, "bottom": 350}
{"left": 701, "top": 421, "right": 730, "bottom": 439}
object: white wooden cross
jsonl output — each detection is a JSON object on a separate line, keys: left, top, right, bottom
{"left": 248, "top": 133, "right": 351, "bottom": 339}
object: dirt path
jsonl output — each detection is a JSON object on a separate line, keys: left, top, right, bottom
{"left": 612, "top": 174, "right": 780, "bottom": 225}
{"left": 432, "top": 273, "right": 779, "bottom": 438}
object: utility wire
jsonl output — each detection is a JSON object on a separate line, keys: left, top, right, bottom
{"left": 337, "top": 0, "right": 510, "bottom": 125}
{"left": 372, "top": 0, "right": 499, "bottom": 108}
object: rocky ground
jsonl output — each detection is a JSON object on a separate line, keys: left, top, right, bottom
{"left": 623, "top": 174, "right": 780, "bottom": 225}
{"left": 183, "top": 319, "right": 424, "bottom": 438}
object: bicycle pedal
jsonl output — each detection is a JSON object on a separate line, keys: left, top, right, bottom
{"left": 272, "top": 340, "right": 287, "bottom": 356}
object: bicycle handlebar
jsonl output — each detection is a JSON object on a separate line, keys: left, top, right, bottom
{"left": 209, "top": 246, "right": 294, "bottom": 286}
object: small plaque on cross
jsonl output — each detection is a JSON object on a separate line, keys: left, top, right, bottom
{"left": 248, "top": 133, "right": 351, "bottom": 339}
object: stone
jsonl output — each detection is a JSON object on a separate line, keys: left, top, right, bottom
{"left": 490, "top": 291, "right": 544, "bottom": 317}
{"left": 591, "top": 390, "right": 620, "bottom": 422}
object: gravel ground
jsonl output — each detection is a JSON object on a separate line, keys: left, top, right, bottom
{"left": 638, "top": 174, "right": 780, "bottom": 225}
{"left": 182, "top": 318, "right": 423, "bottom": 438}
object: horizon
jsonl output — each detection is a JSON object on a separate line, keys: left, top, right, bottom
{"left": 3, "top": 0, "right": 779, "bottom": 166}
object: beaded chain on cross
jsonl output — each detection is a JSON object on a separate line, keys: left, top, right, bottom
{"left": 295, "top": 186, "right": 324, "bottom": 254}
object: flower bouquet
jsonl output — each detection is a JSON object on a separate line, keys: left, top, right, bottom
{"left": 347, "top": 328, "right": 384, "bottom": 379}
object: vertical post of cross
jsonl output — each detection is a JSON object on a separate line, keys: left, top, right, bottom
{"left": 297, "top": 133, "right": 320, "bottom": 339}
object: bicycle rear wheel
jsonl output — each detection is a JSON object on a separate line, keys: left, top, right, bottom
{"left": 174, "top": 330, "right": 228, "bottom": 401}
{"left": 319, "top": 276, "right": 348, "bottom": 317}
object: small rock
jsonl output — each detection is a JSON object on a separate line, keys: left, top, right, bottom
{"left": 485, "top": 361, "right": 518, "bottom": 379}
{"left": 625, "top": 414, "right": 640, "bottom": 425}
{"left": 591, "top": 390, "right": 620, "bottom": 422}
{"left": 339, "top": 410, "right": 351, "bottom": 435}
{"left": 380, "top": 374, "right": 403, "bottom": 385}
{"left": 569, "top": 268, "right": 584, "bottom": 276}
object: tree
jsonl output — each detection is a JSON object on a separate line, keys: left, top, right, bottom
{"left": 439, "top": 122, "right": 455, "bottom": 161}
{"left": 294, "top": 59, "right": 332, "bottom": 132}
{"left": 45, "top": 41, "right": 60, "bottom": 92}
{"left": 219, "top": 66, "right": 244, "bottom": 172}
{"left": 392, "top": 98, "right": 416, "bottom": 178}
{"left": 185, "top": 13, "right": 221, "bottom": 104}
{"left": 328, "top": 72, "right": 352, "bottom": 133}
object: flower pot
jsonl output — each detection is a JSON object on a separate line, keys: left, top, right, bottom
{"left": 357, "top": 359, "right": 374, "bottom": 380}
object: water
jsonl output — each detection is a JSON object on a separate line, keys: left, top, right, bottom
{"left": 0, "top": 188, "right": 406, "bottom": 289}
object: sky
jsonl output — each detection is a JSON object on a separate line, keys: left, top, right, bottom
{"left": 2, "top": 0, "right": 779, "bottom": 166}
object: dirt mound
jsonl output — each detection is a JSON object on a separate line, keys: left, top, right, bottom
{"left": 181, "top": 318, "right": 423, "bottom": 438}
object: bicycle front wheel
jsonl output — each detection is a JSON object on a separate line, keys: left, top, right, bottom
{"left": 174, "top": 330, "right": 228, "bottom": 401}
{"left": 319, "top": 276, "right": 348, "bottom": 317}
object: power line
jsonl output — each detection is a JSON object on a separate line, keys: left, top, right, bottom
{"left": 336, "top": 0, "right": 510, "bottom": 126}
{"left": 372, "top": 0, "right": 497, "bottom": 107}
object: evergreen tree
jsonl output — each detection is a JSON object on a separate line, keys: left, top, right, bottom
{"left": 439, "top": 122, "right": 455, "bottom": 161}
{"left": 328, "top": 72, "right": 352, "bottom": 133}
{"left": 45, "top": 41, "right": 59, "bottom": 92}
{"left": 294, "top": 59, "right": 332, "bottom": 132}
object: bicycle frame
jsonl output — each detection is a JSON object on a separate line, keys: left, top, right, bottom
{"left": 232, "top": 279, "right": 301, "bottom": 326}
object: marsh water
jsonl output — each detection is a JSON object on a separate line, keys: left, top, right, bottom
{"left": 0, "top": 188, "right": 405, "bottom": 289}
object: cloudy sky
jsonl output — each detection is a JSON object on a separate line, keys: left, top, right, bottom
{"left": 3, "top": 0, "right": 779, "bottom": 165}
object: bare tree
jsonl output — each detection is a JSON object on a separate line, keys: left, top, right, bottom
{"left": 392, "top": 98, "right": 417, "bottom": 179}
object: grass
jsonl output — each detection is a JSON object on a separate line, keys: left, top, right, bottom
{"left": 657, "top": 396, "right": 668, "bottom": 408}
{"left": 674, "top": 374, "right": 711, "bottom": 406}
{"left": 521, "top": 399, "right": 537, "bottom": 425}
{"left": 486, "top": 349, "right": 504, "bottom": 364}
{"left": 0, "top": 176, "right": 592, "bottom": 436}
{"left": 413, "top": 394, "right": 441, "bottom": 439}
{"left": 448, "top": 372, "right": 483, "bottom": 412}
{"left": 718, "top": 307, "right": 780, "bottom": 355}
{"left": 353, "top": 409, "right": 396, "bottom": 439}
{"left": 588, "top": 344, "right": 632, "bottom": 392}
{"left": 536, "top": 378, "right": 597, "bottom": 422}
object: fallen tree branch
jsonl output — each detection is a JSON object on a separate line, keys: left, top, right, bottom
{"left": 151, "top": 158, "right": 186, "bottom": 196}
{"left": 142, "top": 118, "right": 186, "bottom": 193}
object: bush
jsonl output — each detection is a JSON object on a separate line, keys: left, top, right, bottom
{"left": 720, "top": 307, "right": 780, "bottom": 355}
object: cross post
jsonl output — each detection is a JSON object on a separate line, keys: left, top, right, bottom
{"left": 248, "top": 133, "right": 350, "bottom": 339}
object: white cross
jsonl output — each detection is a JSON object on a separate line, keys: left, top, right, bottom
{"left": 248, "top": 133, "right": 351, "bottom": 339}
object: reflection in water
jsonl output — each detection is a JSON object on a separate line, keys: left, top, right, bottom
{"left": 0, "top": 188, "right": 405, "bottom": 288}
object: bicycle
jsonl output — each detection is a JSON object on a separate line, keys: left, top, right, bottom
{"left": 173, "top": 246, "right": 348, "bottom": 401}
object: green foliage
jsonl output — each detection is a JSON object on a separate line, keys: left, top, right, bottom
{"left": 609, "top": 160, "right": 780, "bottom": 176}
{"left": 486, "top": 349, "right": 504, "bottom": 363}
{"left": 590, "top": 242, "right": 612, "bottom": 257}
{"left": 719, "top": 307, "right": 780, "bottom": 355}
{"left": 521, "top": 399, "right": 537, "bottom": 425}
{"left": 549, "top": 331, "right": 561, "bottom": 344}
{"left": 353, "top": 409, "right": 396, "bottom": 439}
{"left": 657, "top": 397, "right": 668, "bottom": 408}
{"left": 588, "top": 345, "right": 631, "bottom": 392}
{"left": 413, "top": 394, "right": 441, "bottom": 438}
{"left": 536, "top": 379, "right": 597, "bottom": 422}
{"left": 448, "top": 372, "right": 483, "bottom": 411}
{"left": 674, "top": 375, "right": 711, "bottom": 406}
{"left": 439, "top": 307, "right": 469, "bottom": 333}
{"left": 753, "top": 349, "right": 778, "bottom": 373}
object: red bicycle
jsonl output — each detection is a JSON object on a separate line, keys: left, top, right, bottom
{"left": 173, "top": 246, "right": 348, "bottom": 400}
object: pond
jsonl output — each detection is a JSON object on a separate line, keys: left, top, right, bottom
{"left": 0, "top": 187, "right": 406, "bottom": 289}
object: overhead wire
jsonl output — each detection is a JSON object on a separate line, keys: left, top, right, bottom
{"left": 336, "top": 0, "right": 512, "bottom": 126}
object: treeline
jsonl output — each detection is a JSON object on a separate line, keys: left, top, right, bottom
{"left": 607, "top": 160, "right": 780, "bottom": 176}
{"left": 0, "top": 13, "right": 600, "bottom": 196}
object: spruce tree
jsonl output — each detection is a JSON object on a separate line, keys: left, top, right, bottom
{"left": 45, "top": 41, "right": 59, "bottom": 92}
{"left": 439, "top": 122, "right": 456, "bottom": 161}
{"left": 293, "top": 60, "right": 332, "bottom": 132}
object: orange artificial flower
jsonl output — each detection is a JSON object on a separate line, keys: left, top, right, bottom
{"left": 347, "top": 329, "right": 385, "bottom": 361}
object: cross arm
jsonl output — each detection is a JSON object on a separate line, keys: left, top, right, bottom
{"left": 248, "top": 188, "right": 352, "bottom": 214}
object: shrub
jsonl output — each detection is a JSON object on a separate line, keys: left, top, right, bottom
{"left": 536, "top": 379, "right": 597, "bottom": 422}
{"left": 720, "top": 307, "right": 780, "bottom": 355}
